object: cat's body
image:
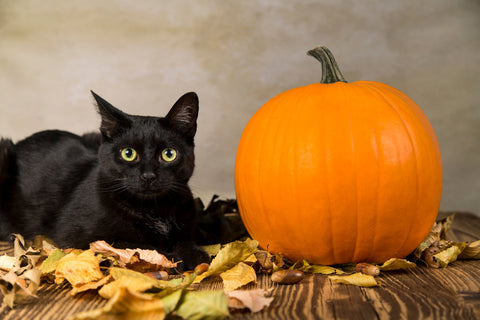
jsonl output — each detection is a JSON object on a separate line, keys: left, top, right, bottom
{"left": 0, "top": 91, "right": 209, "bottom": 270}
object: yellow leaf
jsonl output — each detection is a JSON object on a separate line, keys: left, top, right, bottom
{"left": 71, "top": 287, "right": 165, "bottom": 320}
{"left": 458, "top": 240, "right": 480, "bottom": 260}
{"left": 220, "top": 262, "right": 256, "bottom": 292}
{"left": 99, "top": 269, "right": 165, "bottom": 299}
{"left": 433, "top": 242, "right": 468, "bottom": 267}
{"left": 55, "top": 250, "right": 103, "bottom": 287}
{"left": 195, "top": 238, "right": 258, "bottom": 283}
{"left": 379, "top": 258, "right": 416, "bottom": 271}
{"left": 328, "top": 272, "right": 379, "bottom": 287}
{"left": 70, "top": 275, "right": 112, "bottom": 297}
{"left": 100, "top": 267, "right": 196, "bottom": 299}
{"left": 291, "top": 259, "right": 344, "bottom": 274}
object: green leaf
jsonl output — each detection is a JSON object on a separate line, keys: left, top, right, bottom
{"left": 175, "top": 290, "right": 230, "bottom": 320}
{"left": 40, "top": 249, "right": 67, "bottom": 275}
{"left": 160, "top": 288, "right": 184, "bottom": 314}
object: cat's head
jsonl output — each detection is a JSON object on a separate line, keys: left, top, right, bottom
{"left": 92, "top": 91, "right": 198, "bottom": 199}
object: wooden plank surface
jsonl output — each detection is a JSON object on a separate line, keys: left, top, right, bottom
{"left": 1, "top": 212, "right": 479, "bottom": 320}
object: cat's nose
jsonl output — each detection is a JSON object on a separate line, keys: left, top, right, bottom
{"left": 140, "top": 172, "right": 157, "bottom": 183}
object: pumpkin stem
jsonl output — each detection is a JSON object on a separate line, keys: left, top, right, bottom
{"left": 307, "top": 46, "right": 347, "bottom": 84}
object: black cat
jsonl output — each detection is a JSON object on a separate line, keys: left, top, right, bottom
{"left": 0, "top": 91, "right": 209, "bottom": 270}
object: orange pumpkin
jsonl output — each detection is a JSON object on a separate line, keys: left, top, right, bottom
{"left": 235, "top": 46, "right": 442, "bottom": 265}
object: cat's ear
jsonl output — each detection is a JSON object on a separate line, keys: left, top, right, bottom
{"left": 166, "top": 92, "right": 199, "bottom": 138}
{"left": 91, "top": 91, "right": 131, "bottom": 140}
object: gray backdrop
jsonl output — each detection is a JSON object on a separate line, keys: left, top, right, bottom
{"left": 0, "top": 1, "right": 478, "bottom": 215}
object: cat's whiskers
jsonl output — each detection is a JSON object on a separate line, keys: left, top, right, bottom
{"left": 97, "top": 178, "right": 129, "bottom": 194}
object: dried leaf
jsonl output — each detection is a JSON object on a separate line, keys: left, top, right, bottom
{"left": 99, "top": 268, "right": 166, "bottom": 299}
{"left": 0, "top": 255, "right": 19, "bottom": 272}
{"left": 40, "top": 249, "right": 67, "bottom": 275}
{"left": 433, "top": 242, "right": 468, "bottom": 267}
{"left": 160, "top": 288, "right": 184, "bottom": 314}
{"left": 220, "top": 262, "right": 256, "bottom": 291}
{"left": 71, "top": 286, "right": 165, "bottom": 320}
{"left": 194, "top": 238, "right": 258, "bottom": 283}
{"left": 254, "top": 250, "right": 284, "bottom": 271}
{"left": 379, "top": 258, "right": 416, "bottom": 271}
{"left": 439, "top": 213, "right": 456, "bottom": 240}
{"left": 90, "top": 240, "right": 177, "bottom": 271}
{"left": 55, "top": 250, "right": 103, "bottom": 287}
{"left": 70, "top": 275, "right": 112, "bottom": 296}
{"left": 12, "top": 234, "right": 27, "bottom": 258}
{"left": 422, "top": 242, "right": 441, "bottom": 268}
{"left": 202, "top": 244, "right": 222, "bottom": 257}
{"left": 0, "top": 269, "right": 40, "bottom": 308}
{"left": 291, "top": 259, "right": 344, "bottom": 275}
{"left": 175, "top": 290, "right": 230, "bottom": 320}
{"left": 328, "top": 272, "right": 380, "bottom": 287}
{"left": 226, "top": 289, "right": 274, "bottom": 313}
{"left": 458, "top": 240, "right": 480, "bottom": 260}
{"left": 413, "top": 214, "right": 456, "bottom": 261}
{"left": 100, "top": 267, "right": 195, "bottom": 299}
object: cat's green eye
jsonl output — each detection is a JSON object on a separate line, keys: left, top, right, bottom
{"left": 161, "top": 148, "right": 177, "bottom": 162}
{"left": 121, "top": 147, "right": 138, "bottom": 162}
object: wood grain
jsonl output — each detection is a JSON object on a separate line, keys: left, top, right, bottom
{"left": 0, "top": 212, "right": 479, "bottom": 319}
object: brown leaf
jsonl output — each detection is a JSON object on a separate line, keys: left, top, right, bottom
{"left": 412, "top": 213, "right": 456, "bottom": 261}
{"left": 0, "top": 269, "right": 40, "bottom": 308}
{"left": 90, "top": 241, "right": 177, "bottom": 271}
{"left": 226, "top": 289, "right": 274, "bottom": 313}
{"left": 422, "top": 242, "right": 441, "bottom": 268}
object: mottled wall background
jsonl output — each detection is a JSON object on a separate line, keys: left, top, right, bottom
{"left": 0, "top": 1, "right": 479, "bottom": 214}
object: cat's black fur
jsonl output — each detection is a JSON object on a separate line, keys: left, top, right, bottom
{"left": 0, "top": 91, "right": 209, "bottom": 270}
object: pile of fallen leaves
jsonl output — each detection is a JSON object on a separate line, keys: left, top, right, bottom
{"left": 0, "top": 213, "right": 479, "bottom": 319}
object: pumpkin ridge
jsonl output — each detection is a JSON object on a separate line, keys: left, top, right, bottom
{"left": 322, "top": 111, "right": 336, "bottom": 264}
{"left": 369, "top": 124, "right": 382, "bottom": 262}
{"left": 366, "top": 84, "right": 420, "bottom": 260}
{"left": 256, "top": 99, "right": 281, "bottom": 251}
{"left": 348, "top": 99, "right": 360, "bottom": 263}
